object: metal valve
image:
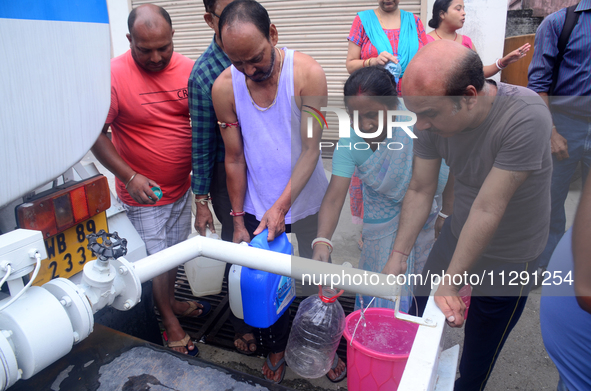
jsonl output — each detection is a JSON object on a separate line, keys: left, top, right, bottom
{"left": 81, "top": 230, "right": 140, "bottom": 313}
{"left": 87, "top": 230, "right": 128, "bottom": 261}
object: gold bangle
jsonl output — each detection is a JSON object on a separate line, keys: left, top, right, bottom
{"left": 125, "top": 172, "right": 137, "bottom": 189}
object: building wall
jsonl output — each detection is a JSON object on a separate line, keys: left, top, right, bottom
{"left": 506, "top": 9, "right": 544, "bottom": 37}
{"left": 107, "top": 0, "right": 132, "bottom": 58}
{"left": 508, "top": 0, "right": 580, "bottom": 17}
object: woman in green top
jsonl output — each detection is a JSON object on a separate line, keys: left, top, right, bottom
{"left": 312, "top": 66, "right": 450, "bottom": 312}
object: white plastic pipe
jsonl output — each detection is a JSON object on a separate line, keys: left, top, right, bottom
{"left": 398, "top": 290, "right": 451, "bottom": 391}
{"left": 132, "top": 235, "right": 401, "bottom": 301}
{"left": 132, "top": 236, "right": 203, "bottom": 283}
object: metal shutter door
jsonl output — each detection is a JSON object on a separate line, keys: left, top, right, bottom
{"left": 131, "top": 0, "right": 423, "bottom": 139}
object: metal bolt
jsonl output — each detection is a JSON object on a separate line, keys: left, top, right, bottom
{"left": 424, "top": 318, "right": 434, "bottom": 325}
{"left": 123, "top": 300, "right": 133, "bottom": 310}
{"left": 118, "top": 266, "right": 128, "bottom": 275}
{"left": 73, "top": 332, "right": 80, "bottom": 343}
{"left": 60, "top": 296, "right": 72, "bottom": 307}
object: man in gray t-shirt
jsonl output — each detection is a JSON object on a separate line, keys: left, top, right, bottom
{"left": 414, "top": 82, "right": 552, "bottom": 264}
{"left": 384, "top": 41, "right": 552, "bottom": 390}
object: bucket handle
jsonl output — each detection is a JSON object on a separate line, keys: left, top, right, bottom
{"left": 394, "top": 291, "right": 437, "bottom": 328}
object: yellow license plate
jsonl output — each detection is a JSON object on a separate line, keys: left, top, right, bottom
{"left": 33, "top": 212, "right": 109, "bottom": 286}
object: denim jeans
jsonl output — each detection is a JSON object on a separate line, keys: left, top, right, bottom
{"left": 538, "top": 111, "right": 591, "bottom": 268}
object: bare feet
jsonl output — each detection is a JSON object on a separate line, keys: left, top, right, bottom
{"left": 262, "top": 351, "right": 286, "bottom": 383}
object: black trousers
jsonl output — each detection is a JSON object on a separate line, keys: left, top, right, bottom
{"left": 210, "top": 162, "right": 258, "bottom": 338}
{"left": 410, "top": 217, "right": 536, "bottom": 391}
{"left": 237, "top": 212, "right": 320, "bottom": 353}
{"left": 227, "top": 211, "right": 320, "bottom": 353}
{"left": 209, "top": 161, "right": 233, "bottom": 242}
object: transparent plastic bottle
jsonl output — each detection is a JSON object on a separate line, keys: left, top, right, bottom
{"left": 285, "top": 287, "right": 346, "bottom": 378}
{"left": 384, "top": 60, "right": 402, "bottom": 84}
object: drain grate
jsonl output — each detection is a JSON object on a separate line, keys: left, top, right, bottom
{"left": 160, "top": 266, "right": 357, "bottom": 362}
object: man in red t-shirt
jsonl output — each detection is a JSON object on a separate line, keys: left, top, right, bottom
{"left": 91, "top": 4, "right": 208, "bottom": 355}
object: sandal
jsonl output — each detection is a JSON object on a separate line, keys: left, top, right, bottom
{"left": 177, "top": 300, "right": 211, "bottom": 318}
{"left": 326, "top": 354, "right": 347, "bottom": 383}
{"left": 234, "top": 333, "right": 257, "bottom": 356}
{"left": 167, "top": 333, "right": 199, "bottom": 357}
{"left": 263, "top": 354, "right": 286, "bottom": 384}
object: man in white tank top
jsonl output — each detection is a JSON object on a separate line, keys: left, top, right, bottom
{"left": 211, "top": 0, "right": 344, "bottom": 385}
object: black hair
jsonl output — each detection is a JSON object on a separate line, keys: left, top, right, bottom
{"left": 446, "top": 49, "right": 485, "bottom": 104}
{"left": 428, "top": 0, "right": 453, "bottom": 29}
{"left": 218, "top": 0, "right": 270, "bottom": 44}
{"left": 128, "top": 5, "right": 172, "bottom": 34}
{"left": 343, "top": 67, "right": 399, "bottom": 109}
{"left": 203, "top": 0, "right": 217, "bottom": 13}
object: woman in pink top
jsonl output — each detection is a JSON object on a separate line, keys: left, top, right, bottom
{"left": 345, "top": 1, "right": 428, "bottom": 247}
{"left": 426, "top": 0, "right": 530, "bottom": 78}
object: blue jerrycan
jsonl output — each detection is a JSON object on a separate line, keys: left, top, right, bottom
{"left": 241, "top": 229, "right": 296, "bottom": 328}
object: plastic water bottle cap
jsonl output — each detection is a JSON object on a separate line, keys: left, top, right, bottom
{"left": 205, "top": 228, "right": 220, "bottom": 240}
{"left": 151, "top": 186, "right": 163, "bottom": 200}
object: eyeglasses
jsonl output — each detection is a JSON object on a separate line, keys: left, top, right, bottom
{"left": 210, "top": 11, "right": 220, "bottom": 18}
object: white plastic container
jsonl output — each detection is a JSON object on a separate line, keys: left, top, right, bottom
{"left": 228, "top": 264, "right": 244, "bottom": 319}
{"left": 184, "top": 231, "right": 226, "bottom": 297}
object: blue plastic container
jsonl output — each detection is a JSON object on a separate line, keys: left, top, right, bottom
{"left": 241, "top": 229, "right": 296, "bottom": 328}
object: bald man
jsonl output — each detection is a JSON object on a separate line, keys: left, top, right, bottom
{"left": 211, "top": 0, "right": 333, "bottom": 384}
{"left": 384, "top": 41, "right": 552, "bottom": 390}
{"left": 91, "top": 4, "right": 209, "bottom": 356}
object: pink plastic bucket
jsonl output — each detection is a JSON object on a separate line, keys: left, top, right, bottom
{"left": 343, "top": 308, "right": 419, "bottom": 390}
